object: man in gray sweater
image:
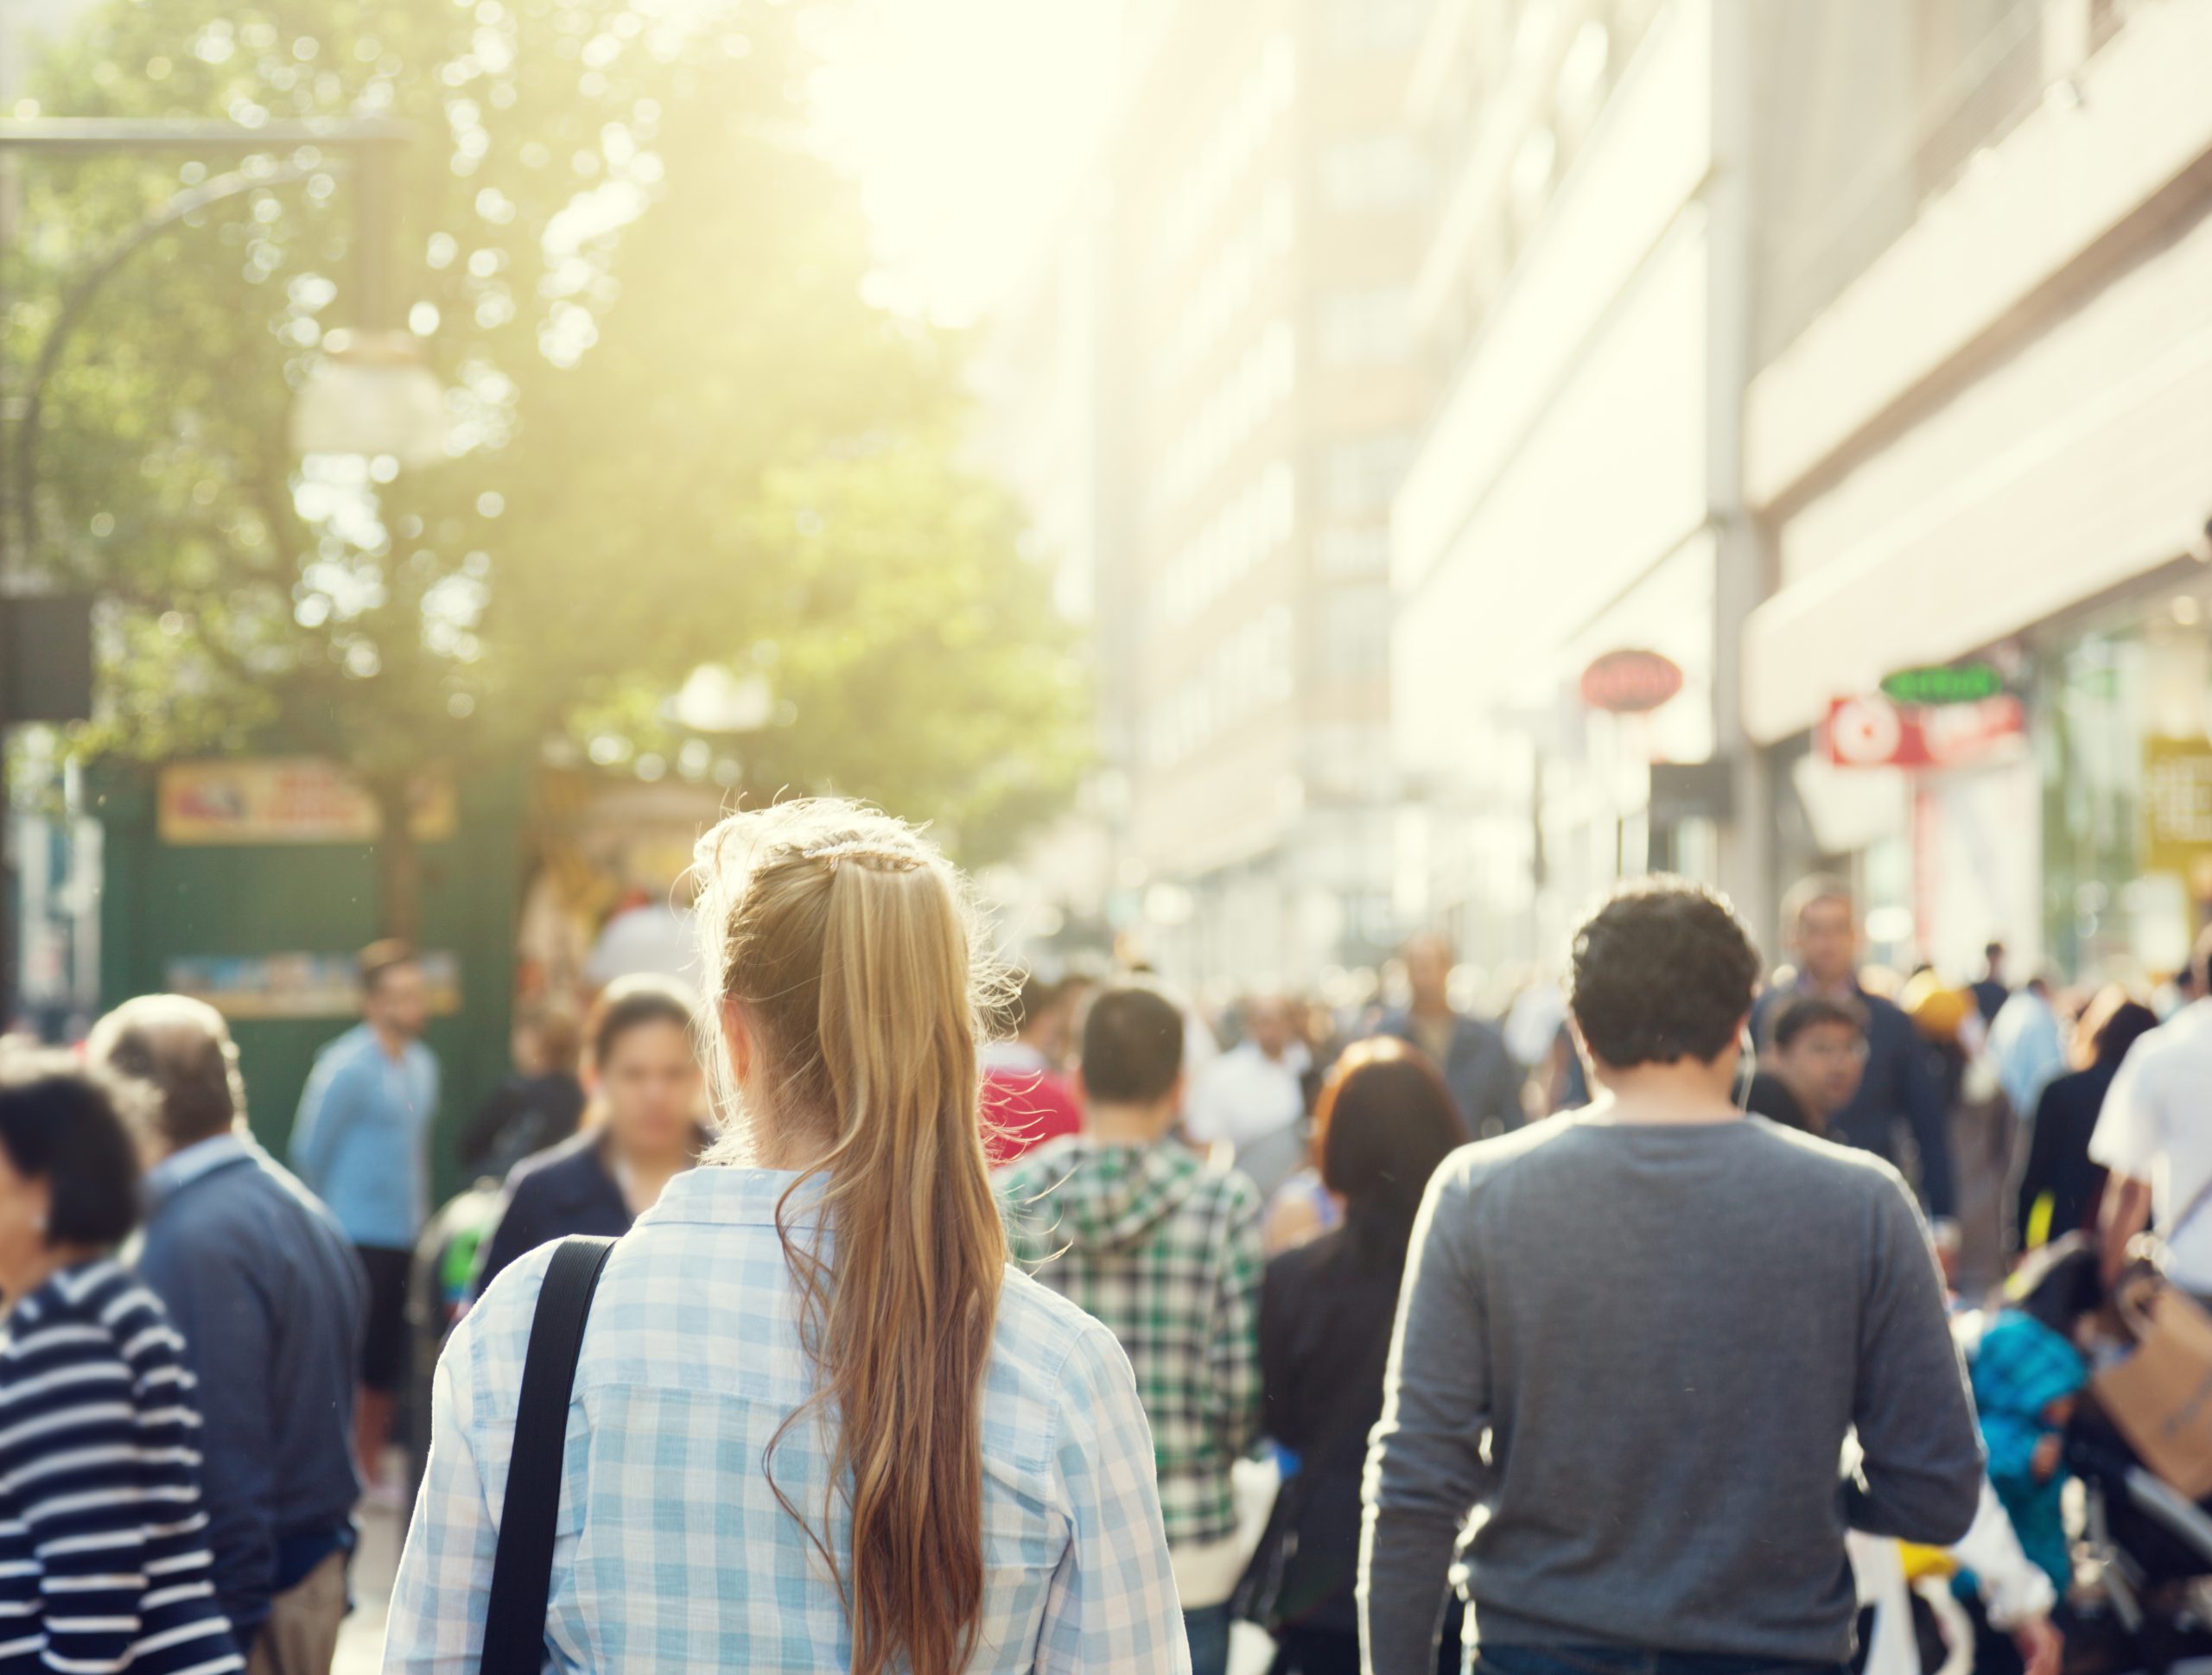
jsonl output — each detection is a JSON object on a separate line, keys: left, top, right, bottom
{"left": 1360, "top": 879, "right": 1984, "bottom": 1675}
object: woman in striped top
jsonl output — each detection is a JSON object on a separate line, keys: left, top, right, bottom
{"left": 0, "top": 1050, "right": 244, "bottom": 1675}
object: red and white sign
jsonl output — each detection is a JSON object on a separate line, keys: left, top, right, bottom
{"left": 1580, "top": 649, "right": 1684, "bottom": 714}
{"left": 1824, "top": 694, "right": 2025, "bottom": 770}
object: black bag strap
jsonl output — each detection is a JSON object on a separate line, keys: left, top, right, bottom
{"left": 480, "top": 1236, "right": 618, "bottom": 1675}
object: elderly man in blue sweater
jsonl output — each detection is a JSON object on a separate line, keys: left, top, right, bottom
{"left": 92, "top": 995, "right": 366, "bottom": 1675}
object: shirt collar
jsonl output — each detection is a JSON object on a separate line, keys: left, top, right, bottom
{"left": 632, "top": 1164, "right": 825, "bottom": 1233}
{"left": 146, "top": 1130, "right": 255, "bottom": 1209}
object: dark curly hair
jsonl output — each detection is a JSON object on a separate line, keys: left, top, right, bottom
{"left": 1568, "top": 879, "right": 1763, "bottom": 1069}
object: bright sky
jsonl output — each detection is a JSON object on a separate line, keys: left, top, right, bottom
{"left": 808, "top": 0, "right": 1122, "bottom": 329}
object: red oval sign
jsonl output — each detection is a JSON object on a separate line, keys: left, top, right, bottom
{"left": 1580, "top": 650, "right": 1684, "bottom": 714}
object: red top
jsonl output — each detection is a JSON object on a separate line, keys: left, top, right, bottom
{"left": 981, "top": 1061, "right": 1084, "bottom": 1166}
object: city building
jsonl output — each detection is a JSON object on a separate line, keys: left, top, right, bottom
{"left": 1389, "top": 0, "right": 1765, "bottom": 977}
{"left": 1071, "top": 0, "right": 1436, "bottom": 993}
{"left": 1744, "top": 0, "right": 2212, "bottom": 980}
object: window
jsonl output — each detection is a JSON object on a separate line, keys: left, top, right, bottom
{"left": 1320, "top": 136, "right": 1432, "bottom": 213}
{"left": 1317, "top": 527, "right": 1389, "bottom": 575}
{"left": 1318, "top": 289, "right": 1412, "bottom": 365}
{"left": 1322, "top": 435, "right": 1417, "bottom": 517}
{"left": 1317, "top": 587, "right": 1391, "bottom": 682}
{"left": 1327, "top": 0, "right": 1429, "bottom": 54}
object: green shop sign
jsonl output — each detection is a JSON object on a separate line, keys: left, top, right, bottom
{"left": 1879, "top": 663, "right": 2006, "bottom": 706}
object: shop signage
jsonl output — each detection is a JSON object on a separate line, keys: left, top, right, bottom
{"left": 2143, "top": 735, "right": 2212, "bottom": 877}
{"left": 1879, "top": 662, "right": 2005, "bottom": 706}
{"left": 1824, "top": 694, "right": 2025, "bottom": 770}
{"left": 157, "top": 758, "right": 456, "bottom": 846}
{"left": 163, "top": 950, "right": 461, "bottom": 1019}
{"left": 1580, "top": 649, "right": 1684, "bottom": 714}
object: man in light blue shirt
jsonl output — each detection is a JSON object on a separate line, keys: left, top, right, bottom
{"left": 289, "top": 940, "right": 439, "bottom": 1495}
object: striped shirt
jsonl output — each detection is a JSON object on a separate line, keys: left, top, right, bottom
{"left": 0, "top": 1259, "right": 244, "bottom": 1675}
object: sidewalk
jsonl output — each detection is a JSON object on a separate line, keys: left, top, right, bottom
{"left": 334, "top": 1486, "right": 404, "bottom": 1675}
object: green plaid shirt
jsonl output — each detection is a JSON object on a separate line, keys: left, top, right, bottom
{"left": 998, "top": 1137, "right": 1264, "bottom": 1549}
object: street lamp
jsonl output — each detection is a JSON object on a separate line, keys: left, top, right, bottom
{"left": 0, "top": 116, "right": 441, "bottom": 1025}
{"left": 291, "top": 328, "right": 448, "bottom": 466}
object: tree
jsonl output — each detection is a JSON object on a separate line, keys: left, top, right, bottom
{"left": 8, "top": 0, "right": 1087, "bottom": 935}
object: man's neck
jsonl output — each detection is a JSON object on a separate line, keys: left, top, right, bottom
{"left": 1588, "top": 1058, "right": 1743, "bottom": 1125}
{"left": 1410, "top": 997, "right": 1454, "bottom": 1023}
{"left": 1087, "top": 1102, "right": 1173, "bottom": 1145}
{"left": 371, "top": 1021, "right": 411, "bottom": 1060}
{"left": 1803, "top": 970, "right": 1858, "bottom": 1001}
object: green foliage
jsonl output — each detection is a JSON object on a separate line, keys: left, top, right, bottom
{"left": 7, "top": 0, "right": 1087, "bottom": 868}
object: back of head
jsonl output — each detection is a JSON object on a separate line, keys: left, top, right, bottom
{"left": 87, "top": 994, "right": 245, "bottom": 1152}
{"left": 0, "top": 1048, "right": 144, "bottom": 1250}
{"left": 1078, "top": 986, "right": 1185, "bottom": 1105}
{"left": 2082, "top": 988, "right": 2159, "bottom": 1069}
{"left": 690, "top": 798, "right": 1000, "bottom": 1675}
{"left": 1315, "top": 1037, "right": 1462, "bottom": 1256}
{"left": 1568, "top": 878, "right": 1762, "bottom": 1069}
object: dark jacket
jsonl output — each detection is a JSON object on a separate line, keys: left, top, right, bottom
{"left": 136, "top": 1134, "right": 366, "bottom": 1642}
{"left": 1746, "top": 1070, "right": 1815, "bottom": 1135}
{"left": 1374, "top": 1009, "right": 1520, "bottom": 1137}
{"left": 2013, "top": 1062, "right": 2119, "bottom": 1253}
{"left": 1755, "top": 983, "right": 1956, "bottom": 1218}
{"left": 472, "top": 1129, "right": 634, "bottom": 1297}
{"left": 1259, "top": 1218, "right": 1407, "bottom": 1635}
{"left": 459, "top": 1070, "right": 587, "bottom": 1178}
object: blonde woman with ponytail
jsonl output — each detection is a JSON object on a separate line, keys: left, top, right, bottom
{"left": 385, "top": 801, "right": 1187, "bottom": 1675}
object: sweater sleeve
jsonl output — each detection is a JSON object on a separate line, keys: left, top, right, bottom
{"left": 1846, "top": 1177, "right": 1984, "bottom": 1545}
{"left": 1360, "top": 1163, "right": 1487, "bottom": 1675}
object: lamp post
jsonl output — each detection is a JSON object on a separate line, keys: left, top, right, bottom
{"left": 0, "top": 116, "right": 442, "bottom": 1027}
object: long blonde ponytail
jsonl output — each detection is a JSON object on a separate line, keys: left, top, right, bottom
{"left": 691, "top": 800, "right": 1006, "bottom": 1675}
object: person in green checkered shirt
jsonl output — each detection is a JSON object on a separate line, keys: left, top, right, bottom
{"left": 997, "top": 984, "right": 1265, "bottom": 1675}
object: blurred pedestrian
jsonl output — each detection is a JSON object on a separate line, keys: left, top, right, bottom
{"left": 1747, "top": 993, "right": 1867, "bottom": 1135}
{"left": 1373, "top": 934, "right": 1520, "bottom": 1137}
{"left": 471, "top": 975, "right": 706, "bottom": 1295}
{"left": 582, "top": 882, "right": 699, "bottom": 990}
{"left": 2012, "top": 989, "right": 2158, "bottom": 1253}
{"left": 1363, "top": 879, "right": 1982, "bottom": 1675}
{"left": 0, "top": 1050, "right": 246, "bottom": 1675}
{"left": 2090, "top": 925, "right": 2212, "bottom": 1296}
{"left": 1757, "top": 878, "right": 1959, "bottom": 1235}
{"left": 1989, "top": 974, "right": 2066, "bottom": 1125}
{"left": 1255, "top": 1038, "right": 1464, "bottom": 1674}
{"left": 89, "top": 997, "right": 366, "bottom": 1675}
{"left": 1972, "top": 942, "right": 2012, "bottom": 1028}
{"left": 979, "top": 972, "right": 1083, "bottom": 1165}
{"left": 288, "top": 940, "right": 439, "bottom": 1494}
{"left": 1187, "top": 994, "right": 1309, "bottom": 1200}
{"left": 999, "top": 985, "right": 1263, "bottom": 1675}
{"left": 1904, "top": 974, "right": 2012, "bottom": 1294}
{"left": 387, "top": 802, "right": 1185, "bottom": 1674}
{"left": 457, "top": 1007, "right": 586, "bottom": 1180}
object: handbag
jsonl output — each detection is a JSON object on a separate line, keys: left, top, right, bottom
{"left": 480, "top": 1236, "right": 619, "bottom": 1675}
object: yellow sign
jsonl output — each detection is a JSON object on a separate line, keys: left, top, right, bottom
{"left": 2144, "top": 734, "right": 2212, "bottom": 885}
{"left": 157, "top": 758, "right": 457, "bottom": 846}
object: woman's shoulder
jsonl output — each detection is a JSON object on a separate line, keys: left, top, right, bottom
{"left": 1, "top": 1261, "right": 173, "bottom": 1375}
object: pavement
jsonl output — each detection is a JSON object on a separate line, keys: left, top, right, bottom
{"left": 333, "top": 1466, "right": 404, "bottom": 1675}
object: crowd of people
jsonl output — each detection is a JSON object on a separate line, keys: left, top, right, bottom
{"left": 0, "top": 803, "right": 2206, "bottom": 1675}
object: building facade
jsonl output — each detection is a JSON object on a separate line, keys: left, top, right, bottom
{"left": 1389, "top": 0, "right": 1766, "bottom": 977}
{"left": 1744, "top": 0, "right": 2212, "bottom": 981}
{"left": 1090, "top": 0, "right": 1436, "bottom": 990}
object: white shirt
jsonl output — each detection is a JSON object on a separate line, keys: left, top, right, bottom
{"left": 1185, "top": 1040, "right": 1307, "bottom": 1151}
{"left": 2090, "top": 999, "right": 2212, "bottom": 1292}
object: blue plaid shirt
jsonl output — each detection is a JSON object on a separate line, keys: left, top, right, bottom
{"left": 385, "top": 1166, "right": 1187, "bottom": 1674}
